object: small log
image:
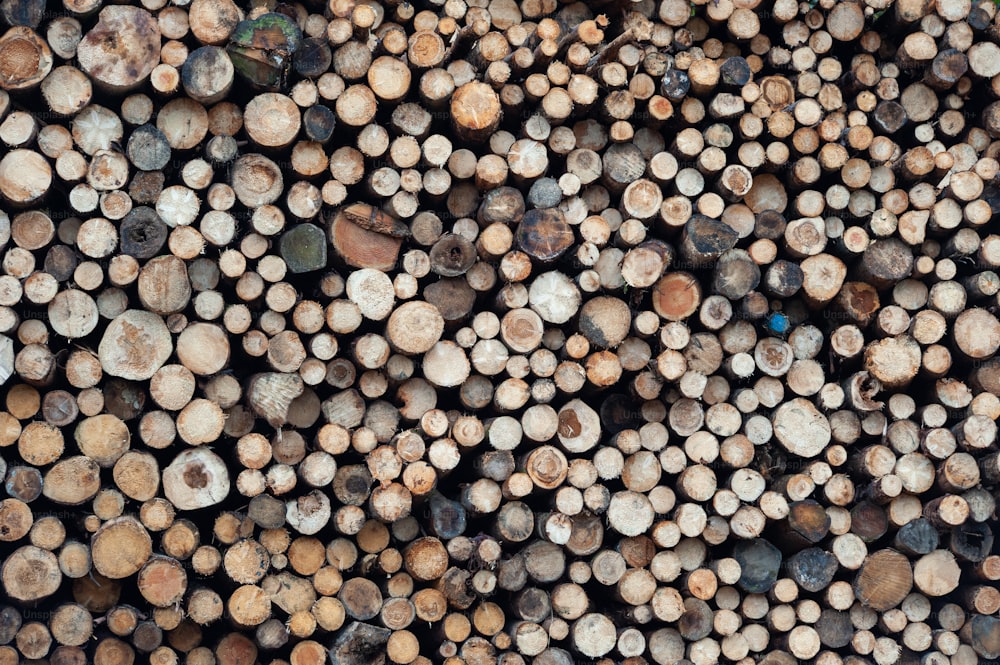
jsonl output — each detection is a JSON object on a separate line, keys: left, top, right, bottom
{"left": 892, "top": 517, "right": 939, "bottom": 556}
{"left": 0, "top": 26, "right": 52, "bottom": 90}
{"left": 2, "top": 545, "right": 61, "bottom": 603}
{"left": 913, "top": 549, "right": 962, "bottom": 597}
{"left": 74, "top": 414, "right": 129, "bottom": 468}
{"left": 814, "top": 609, "right": 853, "bottom": 649}
{"left": 427, "top": 492, "right": 466, "bottom": 540}
{"left": 451, "top": 82, "right": 502, "bottom": 143}
{"left": 653, "top": 272, "right": 702, "bottom": 322}
{"left": 386, "top": 301, "right": 444, "bottom": 356}
{"left": 556, "top": 399, "right": 601, "bottom": 453}
{"left": 429, "top": 234, "right": 477, "bottom": 277}
{"left": 771, "top": 398, "right": 831, "bottom": 459}
{"left": 40, "top": 66, "right": 91, "bottom": 117}
{"left": 188, "top": 0, "right": 242, "bottom": 45}
{"left": 578, "top": 296, "right": 630, "bottom": 349}
{"left": 712, "top": 249, "right": 760, "bottom": 300}
{"left": 294, "top": 37, "right": 332, "bottom": 79}
{"left": 857, "top": 238, "right": 915, "bottom": 290}
{"left": 228, "top": 585, "right": 271, "bottom": 628}
{"left": 182, "top": 46, "right": 235, "bottom": 105}
{"left": 137, "top": 556, "right": 187, "bottom": 608}
{"left": 119, "top": 207, "right": 168, "bottom": 259}
{"left": 47, "top": 289, "right": 98, "bottom": 340}
{"left": 162, "top": 447, "right": 231, "bottom": 510}
{"left": 302, "top": 105, "right": 336, "bottom": 144}
{"left": 329, "top": 622, "right": 391, "bottom": 665}
{"left": 953, "top": 307, "right": 1000, "bottom": 360}
{"left": 286, "top": 489, "right": 332, "bottom": 534}
{"left": 42, "top": 456, "right": 99, "bottom": 505}
{"left": 231, "top": 154, "right": 283, "bottom": 208}
{"left": 176, "top": 323, "right": 230, "bottom": 377}
{"left": 964, "top": 615, "right": 1000, "bottom": 659}
{"left": 515, "top": 209, "right": 573, "bottom": 263}
{"left": 98, "top": 310, "right": 173, "bottom": 381}
{"left": 244, "top": 93, "right": 301, "bottom": 149}
{"left": 834, "top": 282, "right": 881, "bottom": 326}
{"left": 732, "top": 539, "right": 781, "bottom": 593}
{"left": 0, "top": 149, "right": 51, "bottom": 206}
{"left": 280, "top": 223, "right": 327, "bottom": 274}
{"left": 863, "top": 335, "right": 921, "bottom": 389}
{"left": 329, "top": 204, "right": 408, "bottom": 272}
{"left": 679, "top": 215, "right": 739, "bottom": 268}
{"left": 951, "top": 522, "right": 994, "bottom": 563}
{"left": 527, "top": 271, "right": 580, "bottom": 324}
{"left": 226, "top": 13, "right": 301, "bottom": 91}
{"left": 854, "top": 548, "right": 913, "bottom": 611}
{"left": 91, "top": 516, "right": 152, "bottom": 579}
{"left": 778, "top": 500, "right": 831, "bottom": 551}
{"left": 571, "top": 613, "right": 617, "bottom": 658}
{"left": 422, "top": 341, "right": 470, "bottom": 388}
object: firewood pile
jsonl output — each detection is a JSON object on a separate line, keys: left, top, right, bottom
{"left": 1, "top": 0, "right": 1000, "bottom": 663}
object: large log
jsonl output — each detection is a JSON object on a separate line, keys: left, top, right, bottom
{"left": 76, "top": 6, "right": 159, "bottom": 93}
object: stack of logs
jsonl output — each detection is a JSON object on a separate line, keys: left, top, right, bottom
{"left": 2, "top": 0, "right": 1000, "bottom": 664}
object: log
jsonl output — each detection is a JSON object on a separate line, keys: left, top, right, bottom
{"left": 653, "top": 272, "right": 702, "bottom": 322}
{"left": 226, "top": 13, "right": 301, "bottom": 91}
{"left": 182, "top": 46, "right": 235, "bottom": 105}
{"left": 679, "top": 215, "right": 739, "bottom": 268}
{"left": 965, "top": 615, "right": 1000, "bottom": 659}
{"left": 771, "top": 398, "right": 831, "bottom": 459}
{"left": 162, "top": 447, "right": 230, "bottom": 510}
{"left": 913, "top": 549, "right": 962, "bottom": 596}
{"left": 244, "top": 93, "right": 300, "bottom": 149}
{"left": 2, "top": 545, "right": 61, "bottom": 602}
{"left": 515, "top": 209, "right": 573, "bottom": 263}
{"left": 854, "top": 548, "right": 913, "bottom": 611}
{"left": 0, "top": 26, "right": 52, "bottom": 90}
{"left": 864, "top": 335, "right": 921, "bottom": 389}
{"left": 732, "top": 539, "right": 781, "bottom": 593}
{"left": 91, "top": 516, "right": 152, "bottom": 579}
{"left": 329, "top": 203, "right": 408, "bottom": 272}
{"left": 277, "top": 223, "right": 327, "bottom": 275}
{"left": 76, "top": 6, "right": 159, "bottom": 93}
{"left": 98, "top": 310, "right": 173, "bottom": 380}
{"left": 429, "top": 234, "right": 476, "bottom": 277}
{"left": 578, "top": 297, "right": 630, "bottom": 349}
{"left": 451, "top": 82, "right": 502, "bottom": 143}
{"left": 330, "top": 622, "right": 391, "bottom": 665}
{"left": 0, "top": 149, "right": 51, "bottom": 206}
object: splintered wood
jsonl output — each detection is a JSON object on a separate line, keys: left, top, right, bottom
{"left": 2, "top": 0, "right": 1000, "bottom": 664}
